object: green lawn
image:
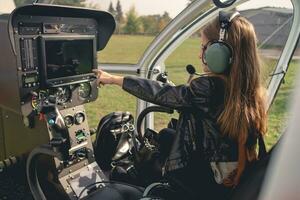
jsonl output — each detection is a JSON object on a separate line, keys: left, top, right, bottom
{"left": 266, "top": 62, "right": 298, "bottom": 148}
{"left": 85, "top": 34, "right": 298, "bottom": 150}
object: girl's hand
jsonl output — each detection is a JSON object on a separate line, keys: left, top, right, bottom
{"left": 93, "top": 69, "right": 113, "bottom": 85}
{"left": 93, "top": 69, "right": 124, "bottom": 86}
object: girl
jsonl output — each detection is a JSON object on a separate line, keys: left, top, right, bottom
{"left": 94, "top": 12, "right": 267, "bottom": 199}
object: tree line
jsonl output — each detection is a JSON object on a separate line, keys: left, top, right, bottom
{"left": 109, "top": 2, "right": 172, "bottom": 35}
{"left": 14, "top": 0, "right": 176, "bottom": 35}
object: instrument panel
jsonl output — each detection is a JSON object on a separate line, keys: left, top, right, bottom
{"left": 30, "top": 81, "right": 97, "bottom": 113}
{"left": 13, "top": 14, "right": 99, "bottom": 116}
{"left": 78, "top": 83, "right": 92, "bottom": 99}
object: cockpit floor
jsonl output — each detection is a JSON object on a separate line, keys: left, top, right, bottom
{"left": 0, "top": 163, "right": 33, "bottom": 200}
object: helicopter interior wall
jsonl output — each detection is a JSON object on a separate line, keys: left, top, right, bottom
{"left": 1, "top": 109, "right": 49, "bottom": 160}
{"left": 0, "top": 19, "right": 21, "bottom": 114}
{"left": 0, "top": 17, "right": 23, "bottom": 161}
{"left": 0, "top": 16, "right": 50, "bottom": 160}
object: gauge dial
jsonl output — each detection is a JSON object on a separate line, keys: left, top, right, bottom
{"left": 55, "top": 87, "right": 71, "bottom": 104}
{"left": 78, "top": 82, "right": 92, "bottom": 99}
{"left": 75, "top": 112, "right": 85, "bottom": 125}
{"left": 64, "top": 115, "right": 74, "bottom": 127}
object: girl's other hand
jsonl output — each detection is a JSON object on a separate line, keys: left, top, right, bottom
{"left": 223, "top": 169, "right": 241, "bottom": 188}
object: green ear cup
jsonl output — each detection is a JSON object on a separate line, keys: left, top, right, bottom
{"left": 204, "top": 42, "right": 232, "bottom": 73}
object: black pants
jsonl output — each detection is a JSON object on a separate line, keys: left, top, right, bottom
{"left": 157, "top": 128, "right": 177, "bottom": 163}
{"left": 87, "top": 183, "right": 143, "bottom": 200}
{"left": 157, "top": 128, "right": 231, "bottom": 200}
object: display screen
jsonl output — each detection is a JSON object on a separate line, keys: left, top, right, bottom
{"left": 45, "top": 39, "right": 94, "bottom": 80}
{"left": 24, "top": 76, "right": 38, "bottom": 83}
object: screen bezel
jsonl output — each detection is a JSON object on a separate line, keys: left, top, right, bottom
{"left": 40, "top": 35, "right": 97, "bottom": 87}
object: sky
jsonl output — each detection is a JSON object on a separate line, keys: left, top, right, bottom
{"left": 1, "top": 0, "right": 293, "bottom": 16}
{"left": 0, "top": 0, "right": 16, "bottom": 13}
{"left": 86, "top": 0, "right": 188, "bottom": 18}
{"left": 86, "top": 0, "right": 293, "bottom": 18}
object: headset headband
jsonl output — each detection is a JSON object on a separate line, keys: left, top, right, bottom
{"left": 219, "top": 11, "right": 240, "bottom": 41}
{"left": 202, "top": 11, "right": 241, "bottom": 74}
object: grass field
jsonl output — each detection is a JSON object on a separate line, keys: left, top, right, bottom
{"left": 85, "top": 35, "right": 299, "bottom": 150}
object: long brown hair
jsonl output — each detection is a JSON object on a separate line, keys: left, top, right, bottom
{"left": 202, "top": 16, "right": 267, "bottom": 161}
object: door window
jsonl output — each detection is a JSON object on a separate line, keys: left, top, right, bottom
{"left": 154, "top": 0, "right": 294, "bottom": 143}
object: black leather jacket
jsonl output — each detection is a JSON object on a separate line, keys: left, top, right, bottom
{"left": 122, "top": 76, "right": 238, "bottom": 172}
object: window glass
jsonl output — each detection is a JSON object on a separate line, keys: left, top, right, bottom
{"left": 85, "top": 74, "right": 137, "bottom": 130}
{"left": 267, "top": 43, "right": 300, "bottom": 149}
{"left": 98, "top": 35, "right": 154, "bottom": 64}
{"left": 96, "top": 0, "right": 190, "bottom": 64}
{"left": 240, "top": 6, "right": 293, "bottom": 87}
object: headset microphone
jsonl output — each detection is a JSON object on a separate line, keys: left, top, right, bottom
{"left": 186, "top": 64, "right": 195, "bottom": 84}
{"left": 186, "top": 64, "right": 196, "bottom": 75}
{"left": 186, "top": 64, "right": 205, "bottom": 84}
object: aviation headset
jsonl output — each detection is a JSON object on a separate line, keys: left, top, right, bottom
{"left": 202, "top": 11, "right": 240, "bottom": 74}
